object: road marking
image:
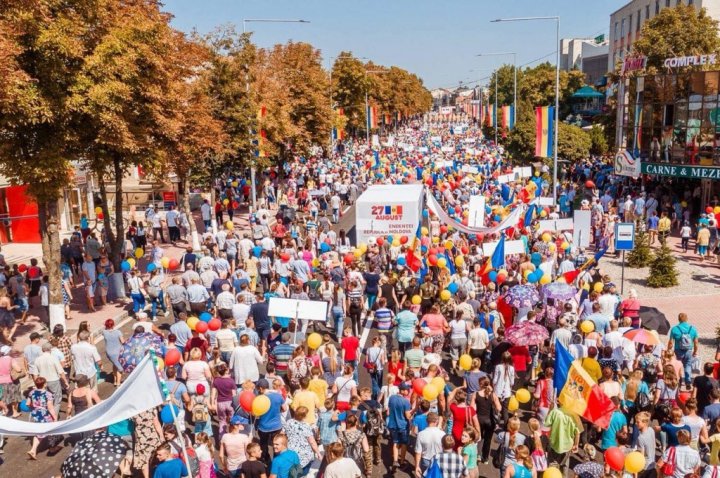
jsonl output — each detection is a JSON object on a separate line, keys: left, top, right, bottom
{"left": 342, "top": 205, "right": 351, "bottom": 215}
{"left": 356, "top": 314, "right": 374, "bottom": 362}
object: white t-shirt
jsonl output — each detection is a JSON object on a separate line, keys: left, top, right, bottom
{"left": 468, "top": 327, "right": 489, "bottom": 350}
{"left": 70, "top": 341, "right": 101, "bottom": 378}
{"left": 334, "top": 376, "right": 356, "bottom": 403}
{"left": 415, "top": 426, "right": 446, "bottom": 460}
{"left": 166, "top": 210, "right": 178, "bottom": 227}
{"left": 449, "top": 319, "right": 467, "bottom": 339}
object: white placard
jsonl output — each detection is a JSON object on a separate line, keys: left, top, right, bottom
{"left": 465, "top": 148, "right": 476, "bottom": 155}
{"left": 512, "top": 167, "right": 533, "bottom": 179}
{"left": 298, "top": 300, "right": 329, "bottom": 321}
{"left": 573, "top": 210, "right": 592, "bottom": 249}
{"left": 468, "top": 195, "right": 486, "bottom": 228}
{"left": 386, "top": 135, "right": 395, "bottom": 146}
{"left": 497, "top": 174, "right": 514, "bottom": 184}
{"left": 462, "top": 165, "right": 479, "bottom": 174}
{"left": 482, "top": 239, "right": 526, "bottom": 257}
{"left": 371, "top": 134, "right": 380, "bottom": 147}
{"left": 431, "top": 136, "right": 442, "bottom": 142}
{"left": 418, "top": 146, "right": 429, "bottom": 153}
{"left": 463, "top": 138, "right": 476, "bottom": 144}
{"left": 537, "top": 218, "right": 574, "bottom": 232}
{"left": 268, "top": 297, "right": 328, "bottom": 321}
{"left": 441, "top": 146, "right": 454, "bottom": 153}
{"left": 536, "top": 197, "right": 556, "bottom": 206}
{"left": 443, "top": 160, "right": 454, "bottom": 167}
{"left": 268, "top": 297, "right": 298, "bottom": 318}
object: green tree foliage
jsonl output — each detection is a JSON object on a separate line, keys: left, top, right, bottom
{"left": 627, "top": 224, "right": 652, "bottom": 268}
{"left": 647, "top": 243, "right": 679, "bottom": 287}
{"left": 589, "top": 125, "right": 609, "bottom": 156}
{"left": 632, "top": 4, "right": 720, "bottom": 72}
{"left": 505, "top": 119, "right": 591, "bottom": 162}
{"left": 331, "top": 53, "right": 370, "bottom": 134}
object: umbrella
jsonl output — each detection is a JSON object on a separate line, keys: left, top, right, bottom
{"left": 624, "top": 328, "right": 661, "bottom": 345}
{"left": 504, "top": 284, "right": 541, "bottom": 309}
{"left": 505, "top": 321, "right": 549, "bottom": 346}
{"left": 639, "top": 306, "right": 671, "bottom": 335}
{"left": 119, "top": 332, "right": 163, "bottom": 373}
{"left": 61, "top": 431, "right": 128, "bottom": 478}
{"left": 541, "top": 282, "right": 577, "bottom": 301}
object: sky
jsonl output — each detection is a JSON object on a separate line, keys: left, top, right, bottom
{"left": 165, "top": 0, "right": 627, "bottom": 90}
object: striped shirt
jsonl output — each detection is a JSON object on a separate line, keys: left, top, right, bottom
{"left": 374, "top": 307, "right": 394, "bottom": 331}
{"left": 270, "top": 343, "right": 296, "bottom": 376}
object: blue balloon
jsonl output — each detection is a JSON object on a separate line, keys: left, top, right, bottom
{"left": 448, "top": 207, "right": 455, "bottom": 215}
{"left": 421, "top": 245, "right": 428, "bottom": 254}
{"left": 488, "top": 271, "right": 498, "bottom": 282}
{"left": 397, "top": 257, "right": 407, "bottom": 266}
{"left": 422, "top": 210, "right": 429, "bottom": 218}
{"left": 253, "top": 246, "right": 262, "bottom": 258}
{"left": 528, "top": 271, "right": 541, "bottom": 283}
{"left": 19, "top": 400, "right": 30, "bottom": 412}
{"left": 320, "top": 243, "right": 331, "bottom": 253}
{"left": 447, "top": 282, "right": 459, "bottom": 294}
{"left": 494, "top": 215, "right": 501, "bottom": 222}
{"left": 199, "top": 312, "right": 212, "bottom": 323}
{"left": 531, "top": 252, "right": 542, "bottom": 265}
{"left": 121, "top": 260, "right": 131, "bottom": 272}
{"left": 386, "top": 235, "right": 394, "bottom": 243}
{"left": 160, "top": 404, "right": 180, "bottom": 424}
{"left": 147, "top": 263, "right": 157, "bottom": 273}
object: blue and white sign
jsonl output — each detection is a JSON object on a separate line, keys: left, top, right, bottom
{"left": 615, "top": 222, "right": 636, "bottom": 251}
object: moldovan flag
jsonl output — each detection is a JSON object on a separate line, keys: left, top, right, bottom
{"left": 501, "top": 105, "right": 515, "bottom": 130}
{"left": 405, "top": 224, "right": 423, "bottom": 273}
{"left": 535, "top": 106, "right": 554, "bottom": 158}
{"left": 554, "top": 340, "right": 616, "bottom": 428}
{"left": 367, "top": 106, "right": 378, "bottom": 129}
{"left": 384, "top": 113, "right": 392, "bottom": 125}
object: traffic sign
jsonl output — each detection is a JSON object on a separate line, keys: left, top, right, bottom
{"left": 615, "top": 222, "right": 635, "bottom": 251}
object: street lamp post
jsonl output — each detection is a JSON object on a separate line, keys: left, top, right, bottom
{"left": 476, "top": 52, "right": 517, "bottom": 145}
{"left": 242, "top": 19, "right": 310, "bottom": 213}
{"left": 492, "top": 16, "right": 560, "bottom": 205}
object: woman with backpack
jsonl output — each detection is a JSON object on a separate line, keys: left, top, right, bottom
{"left": 338, "top": 413, "right": 371, "bottom": 477}
{"left": 323, "top": 442, "right": 362, "bottom": 478}
{"left": 494, "top": 417, "right": 527, "bottom": 478}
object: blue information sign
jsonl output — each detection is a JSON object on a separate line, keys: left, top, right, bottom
{"left": 615, "top": 222, "right": 635, "bottom": 251}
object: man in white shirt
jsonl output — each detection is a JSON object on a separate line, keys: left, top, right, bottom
{"left": 200, "top": 200, "right": 212, "bottom": 231}
{"left": 602, "top": 320, "right": 625, "bottom": 365}
{"left": 165, "top": 206, "right": 180, "bottom": 243}
{"left": 215, "top": 319, "right": 239, "bottom": 363}
{"left": 330, "top": 193, "right": 341, "bottom": 223}
{"left": 622, "top": 196, "right": 634, "bottom": 222}
{"left": 70, "top": 330, "right": 102, "bottom": 390}
{"left": 215, "top": 283, "right": 236, "bottom": 319}
{"left": 239, "top": 233, "right": 255, "bottom": 261}
{"left": 414, "top": 412, "right": 446, "bottom": 476}
{"left": 598, "top": 287, "right": 619, "bottom": 319}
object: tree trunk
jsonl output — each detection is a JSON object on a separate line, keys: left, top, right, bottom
{"left": 107, "top": 156, "right": 128, "bottom": 300}
{"left": 210, "top": 187, "right": 218, "bottom": 234}
{"left": 37, "top": 199, "right": 64, "bottom": 330}
{"left": 180, "top": 175, "right": 201, "bottom": 251}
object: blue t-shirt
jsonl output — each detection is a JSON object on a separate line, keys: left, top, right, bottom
{"left": 412, "top": 413, "right": 429, "bottom": 433}
{"left": 387, "top": 394, "right": 411, "bottom": 430}
{"left": 108, "top": 418, "right": 134, "bottom": 437}
{"left": 395, "top": 311, "right": 419, "bottom": 343}
{"left": 661, "top": 422, "right": 691, "bottom": 447}
{"left": 270, "top": 450, "right": 300, "bottom": 478}
{"left": 153, "top": 458, "right": 188, "bottom": 478}
{"left": 600, "top": 411, "right": 627, "bottom": 450}
{"left": 647, "top": 216, "right": 659, "bottom": 230}
{"left": 80, "top": 217, "right": 89, "bottom": 229}
{"left": 670, "top": 323, "right": 698, "bottom": 352}
{"left": 257, "top": 392, "right": 285, "bottom": 432}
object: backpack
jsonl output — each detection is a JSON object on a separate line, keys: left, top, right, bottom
{"left": 147, "top": 280, "right": 161, "bottom": 299}
{"left": 192, "top": 397, "right": 209, "bottom": 423}
{"left": 288, "top": 462, "right": 303, "bottom": 478}
{"left": 677, "top": 325, "right": 694, "bottom": 351}
{"left": 341, "top": 431, "right": 366, "bottom": 473}
{"left": 171, "top": 437, "right": 200, "bottom": 478}
{"left": 168, "top": 382, "right": 182, "bottom": 407}
{"left": 364, "top": 409, "right": 386, "bottom": 437}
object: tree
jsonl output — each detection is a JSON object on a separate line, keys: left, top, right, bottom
{"left": 647, "top": 243, "right": 679, "bottom": 287}
{"left": 589, "top": 125, "right": 609, "bottom": 156}
{"left": 632, "top": 4, "right": 720, "bottom": 72}
{"left": 505, "top": 119, "right": 591, "bottom": 162}
{"left": 0, "top": 0, "right": 119, "bottom": 328}
{"left": 332, "top": 52, "right": 371, "bottom": 136}
{"left": 627, "top": 223, "right": 652, "bottom": 268}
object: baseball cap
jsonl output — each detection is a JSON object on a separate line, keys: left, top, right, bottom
{"left": 257, "top": 379, "right": 270, "bottom": 389}
{"left": 399, "top": 382, "right": 411, "bottom": 391}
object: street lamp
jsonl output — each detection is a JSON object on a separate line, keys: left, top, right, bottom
{"left": 492, "top": 16, "right": 560, "bottom": 205}
{"left": 243, "top": 18, "right": 310, "bottom": 212}
{"left": 477, "top": 52, "right": 517, "bottom": 145}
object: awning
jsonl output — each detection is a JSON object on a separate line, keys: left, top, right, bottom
{"left": 571, "top": 86, "right": 604, "bottom": 99}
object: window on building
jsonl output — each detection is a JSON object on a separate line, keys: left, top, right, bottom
{"left": 656, "top": 0, "right": 660, "bottom": 14}
{"left": 665, "top": 0, "right": 671, "bottom": 7}
{"left": 621, "top": 18, "right": 625, "bottom": 37}
{"left": 629, "top": 14, "right": 633, "bottom": 33}
{"left": 614, "top": 21, "right": 618, "bottom": 39}
{"left": 637, "top": 10, "right": 642, "bottom": 30}
{"left": 646, "top": 4, "right": 650, "bottom": 18}
{"left": 689, "top": 0, "right": 693, "bottom": 4}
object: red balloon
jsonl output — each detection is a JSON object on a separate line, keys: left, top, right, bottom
{"left": 461, "top": 246, "right": 469, "bottom": 255}
{"left": 707, "top": 206, "right": 714, "bottom": 214}
{"left": 428, "top": 254, "right": 438, "bottom": 266}
{"left": 195, "top": 321, "right": 209, "bottom": 333}
{"left": 97, "top": 212, "right": 104, "bottom": 220}
{"left": 164, "top": 348, "right": 181, "bottom": 366}
{"left": 344, "top": 253, "right": 354, "bottom": 264}
{"left": 440, "top": 225, "right": 448, "bottom": 234}
{"left": 240, "top": 390, "right": 256, "bottom": 412}
{"left": 18, "top": 264, "right": 27, "bottom": 273}
{"left": 281, "top": 253, "right": 290, "bottom": 262}
{"left": 425, "top": 178, "right": 433, "bottom": 186}
{"left": 429, "top": 248, "right": 438, "bottom": 255}
{"left": 208, "top": 318, "right": 222, "bottom": 331}
{"left": 168, "top": 258, "right": 180, "bottom": 271}
{"left": 585, "top": 180, "right": 596, "bottom": 189}
{"left": 412, "top": 378, "right": 426, "bottom": 396}
{"left": 678, "top": 390, "right": 691, "bottom": 405}
{"left": 461, "top": 218, "right": 469, "bottom": 226}
{"left": 376, "top": 237, "right": 384, "bottom": 246}
{"left": 604, "top": 447, "right": 625, "bottom": 471}
{"left": 400, "top": 236, "right": 409, "bottom": 244}
{"left": 232, "top": 201, "right": 239, "bottom": 209}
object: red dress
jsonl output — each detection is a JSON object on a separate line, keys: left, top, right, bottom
{"left": 450, "top": 403, "right": 476, "bottom": 444}
{"left": 387, "top": 360, "right": 405, "bottom": 385}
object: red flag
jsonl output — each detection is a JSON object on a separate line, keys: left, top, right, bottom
{"left": 563, "top": 270, "right": 580, "bottom": 284}
{"left": 583, "top": 385, "right": 617, "bottom": 429}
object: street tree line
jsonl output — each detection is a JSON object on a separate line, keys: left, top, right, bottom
{"left": 0, "top": 0, "right": 431, "bottom": 324}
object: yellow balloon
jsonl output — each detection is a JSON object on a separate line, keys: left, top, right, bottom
{"left": 624, "top": 451, "right": 646, "bottom": 474}
{"left": 463, "top": 210, "right": 469, "bottom": 218}
{"left": 186, "top": 316, "right": 199, "bottom": 331}
{"left": 437, "top": 257, "right": 447, "bottom": 268}
{"left": 155, "top": 357, "right": 165, "bottom": 371}
{"left": 307, "top": 333, "right": 323, "bottom": 350}
{"left": 223, "top": 198, "right": 229, "bottom": 205}
{"left": 458, "top": 354, "right": 472, "bottom": 371}
{"left": 231, "top": 181, "right": 238, "bottom": 187}
{"left": 715, "top": 206, "right": 720, "bottom": 215}
{"left": 542, "top": 233, "right": 551, "bottom": 243}
{"left": 560, "top": 241, "right": 570, "bottom": 250}
{"left": 94, "top": 206, "right": 103, "bottom": 215}
{"left": 582, "top": 283, "right": 590, "bottom": 290}
{"left": 539, "top": 274, "right": 551, "bottom": 285}
{"left": 432, "top": 236, "right": 440, "bottom": 244}
{"left": 251, "top": 394, "right": 271, "bottom": 416}
{"left": 440, "top": 289, "right": 451, "bottom": 301}
{"left": 540, "top": 210, "right": 548, "bottom": 218}
{"left": 161, "top": 257, "right": 170, "bottom": 269}
{"left": 498, "top": 269, "right": 507, "bottom": 276}
{"left": 311, "top": 258, "right": 320, "bottom": 267}
{"left": 431, "top": 376, "right": 445, "bottom": 391}
{"left": 127, "top": 258, "right": 136, "bottom": 268}
{"left": 454, "top": 256, "right": 464, "bottom": 267}
{"left": 226, "top": 221, "right": 234, "bottom": 230}
{"left": 392, "top": 239, "right": 401, "bottom": 247}
{"left": 580, "top": 320, "right": 595, "bottom": 334}
{"left": 422, "top": 384, "right": 440, "bottom": 401}
{"left": 359, "top": 243, "right": 368, "bottom": 252}
{"left": 134, "top": 248, "right": 144, "bottom": 259}
{"left": 548, "top": 243, "right": 556, "bottom": 252}
{"left": 354, "top": 249, "right": 363, "bottom": 258}
{"left": 593, "top": 282, "right": 604, "bottom": 293}
{"left": 444, "top": 240, "right": 454, "bottom": 250}
{"left": 556, "top": 277, "right": 567, "bottom": 284}
{"left": 681, "top": 201, "right": 687, "bottom": 208}
{"left": 421, "top": 227, "right": 429, "bottom": 236}
{"left": 411, "top": 295, "right": 422, "bottom": 305}
{"left": 515, "top": 388, "right": 531, "bottom": 404}
{"left": 508, "top": 396, "right": 519, "bottom": 411}
{"left": 544, "top": 467, "right": 562, "bottom": 478}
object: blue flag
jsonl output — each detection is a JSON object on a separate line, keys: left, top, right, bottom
{"left": 524, "top": 204, "right": 537, "bottom": 228}
{"left": 444, "top": 253, "right": 456, "bottom": 275}
{"left": 500, "top": 183, "right": 511, "bottom": 202}
{"left": 372, "top": 150, "right": 380, "bottom": 169}
{"left": 593, "top": 246, "right": 608, "bottom": 264}
{"left": 490, "top": 234, "right": 506, "bottom": 269}
{"left": 553, "top": 339, "right": 573, "bottom": 394}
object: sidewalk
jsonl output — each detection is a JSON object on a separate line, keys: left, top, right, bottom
{"left": 6, "top": 208, "right": 259, "bottom": 348}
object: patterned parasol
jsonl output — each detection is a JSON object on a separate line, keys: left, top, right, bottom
{"left": 505, "top": 321, "right": 550, "bottom": 346}
{"left": 541, "top": 282, "right": 577, "bottom": 301}
{"left": 118, "top": 332, "right": 163, "bottom": 373}
{"left": 61, "top": 432, "right": 129, "bottom": 478}
{"left": 504, "top": 284, "right": 541, "bottom": 309}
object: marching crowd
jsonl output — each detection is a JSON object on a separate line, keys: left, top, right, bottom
{"left": 0, "top": 122, "right": 718, "bottom": 478}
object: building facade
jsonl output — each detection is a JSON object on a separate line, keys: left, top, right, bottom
{"left": 608, "top": 0, "right": 720, "bottom": 73}
{"left": 560, "top": 38, "right": 609, "bottom": 86}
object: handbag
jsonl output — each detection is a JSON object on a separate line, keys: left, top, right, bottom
{"left": 661, "top": 446, "right": 676, "bottom": 477}
{"left": 531, "top": 450, "right": 547, "bottom": 472}
{"left": 492, "top": 433, "right": 508, "bottom": 469}
{"left": 363, "top": 349, "right": 380, "bottom": 373}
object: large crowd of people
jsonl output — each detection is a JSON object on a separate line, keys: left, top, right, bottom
{"left": 0, "top": 120, "right": 718, "bottom": 478}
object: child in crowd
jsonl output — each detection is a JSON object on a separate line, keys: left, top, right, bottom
{"left": 194, "top": 432, "right": 216, "bottom": 478}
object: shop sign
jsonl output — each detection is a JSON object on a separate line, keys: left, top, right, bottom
{"left": 641, "top": 162, "right": 720, "bottom": 179}
{"left": 614, "top": 150, "right": 641, "bottom": 179}
{"left": 621, "top": 56, "right": 647, "bottom": 75}
{"left": 663, "top": 54, "right": 717, "bottom": 68}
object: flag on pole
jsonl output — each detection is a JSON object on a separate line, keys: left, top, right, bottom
{"left": 490, "top": 234, "right": 506, "bottom": 269}
{"left": 384, "top": 113, "right": 392, "bottom": 125}
{"left": 501, "top": 105, "right": 515, "bottom": 130}
{"left": 256, "top": 105, "right": 267, "bottom": 158}
{"left": 367, "top": 106, "right": 378, "bottom": 130}
{"left": 405, "top": 224, "right": 423, "bottom": 272}
{"left": 535, "top": 106, "right": 554, "bottom": 158}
